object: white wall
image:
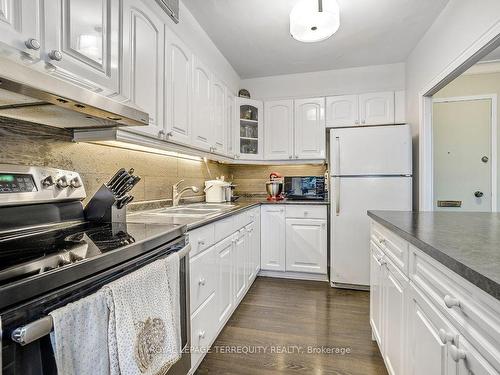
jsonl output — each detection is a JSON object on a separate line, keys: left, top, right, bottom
{"left": 240, "top": 63, "right": 405, "bottom": 100}
{"left": 405, "top": 0, "right": 500, "bottom": 209}
{"left": 173, "top": 1, "right": 241, "bottom": 93}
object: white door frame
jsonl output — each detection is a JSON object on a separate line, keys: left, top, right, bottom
{"left": 432, "top": 94, "right": 498, "bottom": 211}
{"left": 419, "top": 20, "right": 500, "bottom": 211}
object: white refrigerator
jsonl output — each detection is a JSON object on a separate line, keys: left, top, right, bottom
{"left": 329, "top": 124, "right": 412, "bottom": 289}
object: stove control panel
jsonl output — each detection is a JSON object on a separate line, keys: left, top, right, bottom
{"left": 0, "top": 165, "right": 86, "bottom": 206}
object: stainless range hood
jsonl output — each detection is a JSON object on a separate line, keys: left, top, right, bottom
{"left": 0, "top": 57, "right": 148, "bottom": 129}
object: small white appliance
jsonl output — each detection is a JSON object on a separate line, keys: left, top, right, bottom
{"left": 204, "top": 180, "right": 230, "bottom": 203}
{"left": 330, "top": 124, "right": 412, "bottom": 289}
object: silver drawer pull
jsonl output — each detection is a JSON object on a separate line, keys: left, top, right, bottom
{"left": 438, "top": 329, "right": 456, "bottom": 345}
{"left": 198, "top": 330, "right": 206, "bottom": 339}
{"left": 444, "top": 295, "right": 461, "bottom": 309}
{"left": 198, "top": 239, "right": 205, "bottom": 245}
{"left": 198, "top": 278, "right": 206, "bottom": 286}
{"left": 450, "top": 345, "right": 466, "bottom": 362}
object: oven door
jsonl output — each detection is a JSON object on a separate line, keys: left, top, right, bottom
{"left": 0, "top": 237, "right": 191, "bottom": 375}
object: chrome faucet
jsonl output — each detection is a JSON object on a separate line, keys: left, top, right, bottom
{"left": 172, "top": 179, "right": 199, "bottom": 206}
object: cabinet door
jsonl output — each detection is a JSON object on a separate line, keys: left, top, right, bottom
{"left": 252, "top": 210, "right": 261, "bottom": 275}
{"left": 264, "top": 100, "right": 294, "bottom": 160}
{"left": 0, "top": 0, "right": 40, "bottom": 59}
{"left": 325, "top": 95, "right": 359, "bottom": 128}
{"left": 234, "top": 229, "right": 247, "bottom": 302}
{"left": 192, "top": 57, "right": 212, "bottom": 150}
{"left": 215, "top": 236, "right": 233, "bottom": 327}
{"left": 44, "top": 0, "right": 121, "bottom": 95}
{"left": 359, "top": 91, "right": 395, "bottom": 126}
{"left": 122, "top": 0, "right": 164, "bottom": 136}
{"left": 294, "top": 97, "right": 326, "bottom": 160}
{"left": 383, "top": 260, "right": 408, "bottom": 375}
{"left": 285, "top": 218, "right": 327, "bottom": 274}
{"left": 212, "top": 77, "right": 226, "bottom": 154}
{"left": 407, "top": 285, "right": 457, "bottom": 375}
{"left": 457, "top": 336, "right": 499, "bottom": 375}
{"left": 260, "top": 206, "right": 285, "bottom": 271}
{"left": 236, "top": 98, "right": 263, "bottom": 160}
{"left": 370, "top": 244, "right": 384, "bottom": 346}
{"left": 226, "top": 92, "right": 236, "bottom": 157}
{"left": 165, "top": 30, "right": 191, "bottom": 145}
{"left": 246, "top": 222, "right": 256, "bottom": 283}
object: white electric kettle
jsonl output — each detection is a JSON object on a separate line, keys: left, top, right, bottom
{"left": 204, "top": 180, "right": 230, "bottom": 203}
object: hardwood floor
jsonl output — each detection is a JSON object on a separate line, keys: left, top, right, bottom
{"left": 195, "top": 277, "right": 387, "bottom": 375}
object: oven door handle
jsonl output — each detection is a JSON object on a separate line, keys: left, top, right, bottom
{"left": 10, "top": 243, "right": 191, "bottom": 346}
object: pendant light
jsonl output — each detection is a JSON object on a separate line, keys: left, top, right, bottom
{"left": 290, "top": 0, "right": 340, "bottom": 43}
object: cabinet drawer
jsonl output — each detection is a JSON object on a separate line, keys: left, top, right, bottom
{"left": 214, "top": 216, "right": 236, "bottom": 244}
{"left": 371, "top": 222, "right": 408, "bottom": 274}
{"left": 410, "top": 246, "right": 500, "bottom": 371}
{"left": 191, "top": 292, "right": 217, "bottom": 368}
{"left": 189, "top": 224, "right": 215, "bottom": 256}
{"left": 190, "top": 245, "right": 217, "bottom": 313}
{"left": 285, "top": 205, "right": 327, "bottom": 219}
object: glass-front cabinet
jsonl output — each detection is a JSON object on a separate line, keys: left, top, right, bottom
{"left": 235, "top": 98, "right": 263, "bottom": 160}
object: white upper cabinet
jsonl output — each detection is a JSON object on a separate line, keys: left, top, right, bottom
{"left": 192, "top": 57, "right": 212, "bottom": 151}
{"left": 165, "top": 30, "right": 192, "bottom": 145}
{"left": 359, "top": 91, "right": 395, "bottom": 126}
{"left": 226, "top": 92, "right": 236, "bottom": 158}
{"left": 43, "top": 0, "right": 121, "bottom": 95}
{"left": 264, "top": 99, "right": 294, "bottom": 160}
{"left": 122, "top": 0, "right": 164, "bottom": 136}
{"left": 235, "top": 98, "right": 263, "bottom": 160}
{"left": 212, "top": 76, "right": 226, "bottom": 154}
{"left": 326, "top": 95, "right": 359, "bottom": 128}
{"left": 294, "top": 97, "right": 326, "bottom": 159}
{"left": 0, "top": 0, "right": 40, "bottom": 59}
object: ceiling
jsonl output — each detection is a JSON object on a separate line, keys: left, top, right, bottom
{"left": 183, "top": 0, "right": 449, "bottom": 79}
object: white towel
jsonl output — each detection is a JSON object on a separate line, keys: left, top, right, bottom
{"left": 106, "top": 253, "right": 181, "bottom": 375}
{"left": 49, "top": 289, "right": 110, "bottom": 375}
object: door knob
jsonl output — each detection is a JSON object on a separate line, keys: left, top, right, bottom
{"left": 481, "top": 156, "right": 489, "bottom": 163}
{"left": 474, "top": 191, "right": 484, "bottom": 198}
{"left": 48, "top": 50, "right": 63, "bottom": 61}
{"left": 25, "top": 38, "right": 40, "bottom": 50}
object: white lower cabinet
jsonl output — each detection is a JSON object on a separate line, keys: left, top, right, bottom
{"left": 370, "top": 220, "right": 500, "bottom": 375}
{"left": 285, "top": 218, "right": 327, "bottom": 274}
{"left": 189, "top": 208, "right": 260, "bottom": 372}
{"left": 260, "top": 205, "right": 286, "bottom": 271}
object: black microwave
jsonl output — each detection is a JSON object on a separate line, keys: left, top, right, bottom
{"left": 284, "top": 176, "right": 326, "bottom": 200}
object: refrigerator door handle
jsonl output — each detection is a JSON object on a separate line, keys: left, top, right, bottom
{"left": 335, "top": 136, "right": 341, "bottom": 175}
{"left": 335, "top": 177, "right": 340, "bottom": 216}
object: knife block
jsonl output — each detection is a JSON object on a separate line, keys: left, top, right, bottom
{"left": 84, "top": 184, "right": 127, "bottom": 222}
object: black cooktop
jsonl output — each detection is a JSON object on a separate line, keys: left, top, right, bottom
{"left": 0, "top": 221, "right": 184, "bottom": 287}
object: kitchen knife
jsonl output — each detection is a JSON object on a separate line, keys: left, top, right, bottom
{"left": 106, "top": 168, "right": 126, "bottom": 188}
{"left": 115, "top": 175, "right": 135, "bottom": 196}
{"left": 111, "top": 172, "right": 131, "bottom": 193}
{"left": 116, "top": 176, "right": 141, "bottom": 199}
{"left": 117, "top": 195, "right": 134, "bottom": 209}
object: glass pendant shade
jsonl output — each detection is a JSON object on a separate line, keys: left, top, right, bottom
{"left": 290, "top": 0, "right": 340, "bottom": 43}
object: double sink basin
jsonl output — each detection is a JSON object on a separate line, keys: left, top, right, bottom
{"left": 145, "top": 203, "right": 235, "bottom": 218}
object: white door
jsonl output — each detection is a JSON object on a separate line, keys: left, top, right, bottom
{"left": 370, "top": 243, "right": 384, "bottom": 346}
{"left": 264, "top": 99, "right": 294, "bottom": 160}
{"left": 285, "top": 218, "right": 327, "bottom": 274}
{"left": 0, "top": 0, "right": 40, "bottom": 59}
{"left": 326, "top": 95, "right": 359, "bottom": 128}
{"left": 407, "top": 285, "right": 458, "bottom": 375}
{"left": 383, "top": 260, "right": 408, "bottom": 375}
{"left": 234, "top": 229, "right": 247, "bottom": 302}
{"left": 165, "top": 30, "right": 191, "bottom": 145}
{"left": 236, "top": 98, "right": 263, "bottom": 160}
{"left": 122, "top": 0, "right": 164, "bottom": 136}
{"left": 330, "top": 124, "right": 412, "bottom": 176}
{"left": 192, "top": 57, "right": 212, "bottom": 151}
{"left": 331, "top": 176, "right": 412, "bottom": 286}
{"left": 433, "top": 99, "right": 493, "bottom": 211}
{"left": 260, "top": 206, "right": 285, "bottom": 271}
{"left": 294, "top": 98, "right": 326, "bottom": 159}
{"left": 215, "top": 236, "right": 233, "bottom": 327}
{"left": 359, "top": 91, "right": 395, "bottom": 125}
{"left": 226, "top": 92, "right": 235, "bottom": 158}
{"left": 44, "top": 0, "right": 121, "bottom": 95}
{"left": 212, "top": 77, "right": 226, "bottom": 154}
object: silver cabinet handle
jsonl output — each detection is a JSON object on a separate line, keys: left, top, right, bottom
{"left": 438, "top": 329, "right": 456, "bottom": 345}
{"left": 198, "top": 239, "right": 205, "bottom": 245}
{"left": 289, "top": 155, "right": 292, "bottom": 159}
{"left": 48, "top": 50, "right": 63, "bottom": 61}
{"left": 25, "top": 38, "right": 40, "bottom": 50}
{"left": 444, "top": 295, "right": 460, "bottom": 309}
{"left": 198, "top": 278, "right": 206, "bottom": 286}
{"left": 198, "top": 330, "right": 206, "bottom": 339}
{"left": 449, "top": 345, "right": 466, "bottom": 362}
{"left": 158, "top": 130, "right": 165, "bottom": 138}
{"left": 361, "top": 120, "right": 366, "bottom": 124}
{"left": 355, "top": 120, "right": 360, "bottom": 125}
{"left": 295, "top": 155, "right": 299, "bottom": 159}
{"left": 166, "top": 131, "right": 174, "bottom": 138}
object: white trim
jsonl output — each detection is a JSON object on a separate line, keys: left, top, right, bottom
{"left": 419, "top": 20, "right": 500, "bottom": 211}
{"left": 432, "top": 94, "right": 498, "bottom": 211}
{"left": 257, "top": 270, "right": 329, "bottom": 282}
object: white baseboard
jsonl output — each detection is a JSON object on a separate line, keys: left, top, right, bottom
{"left": 258, "top": 270, "right": 329, "bottom": 282}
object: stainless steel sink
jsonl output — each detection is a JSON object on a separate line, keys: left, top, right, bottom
{"left": 188, "top": 203, "right": 235, "bottom": 209}
{"left": 164, "top": 207, "right": 220, "bottom": 215}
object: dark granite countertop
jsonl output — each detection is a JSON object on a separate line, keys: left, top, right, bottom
{"left": 368, "top": 210, "right": 500, "bottom": 301}
{"left": 127, "top": 198, "right": 329, "bottom": 231}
